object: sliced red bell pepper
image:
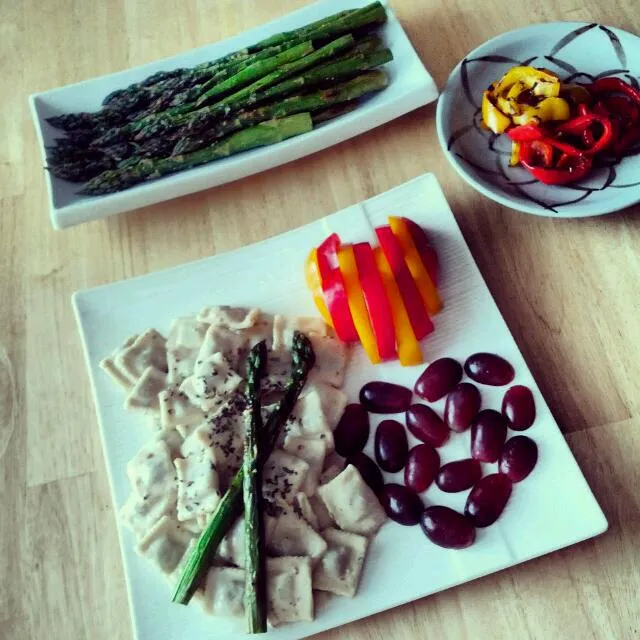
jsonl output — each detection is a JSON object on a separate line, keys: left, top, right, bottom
{"left": 520, "top": 144, "right": 593, "bottom": 185}
{"left": 375, "top": 225, "right": 434, "bottom": 340}
{"left": 316, "top": 233, "right": 359, "bottom": 343}
{"left": 555, "top": 113, "right": 614, "bottom": 155}
{"left": 588, "top": 77, "right": 640, "bottom": 106}
{"left": 507, "top": 124, "right": 545, "bottom": 142}
{"left": 582, "top": 128, "right": 596, "bottom": 148}
{"left": 388, "top": 216, "right": 443, "bottom": 316}
{"left": 595, "top": 95, "right": 639, "bottom": 126}
{"left": 514, "top": 132, "right": 584, "bottom": 157}
{"left": 400, "top": 217, "right": 439, "bottom": 286}
{"left": 337, "top": 244, "right": 381, "bottom": 364}
{"left": 592, "top": 95, "right": 640, "bottom": 156}
{"left": 528, "top": 140, "right": 554, "bottom": 167}
{"left": 352, "top": 242, "right": 397, "bottom": 360}
{"left": 305, "top": 249, "right": 333, "bottom": 327}
{"left": 373, "top": 247, "right": 423, "bottom": 366}
{"left": 614, "top": 126, "right": 640, "bottom": 156}
{"left": 546, "top": 137, "right": 584, "bottom": 156}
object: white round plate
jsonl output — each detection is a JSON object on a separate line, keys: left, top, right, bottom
{"left": 436, "top": 22, "right": 640, "bottom": 217}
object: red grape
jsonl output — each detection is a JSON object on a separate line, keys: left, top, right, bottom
{"left": 444, "top": 382, "right": 481, "bottom": 432}
{"left": 420, "top": 506, "right": 476, "bottom": 549}
{"left": 464, "top": 353, "right": 515, "bottom": 386}
{"left": 404, "top": 444, "right": 440, "bottom": 493}
{"left": 375, "top": 419, "right": 409, "bottom": 472}
{"left": 414, "top": 357, "right": 463, "bottom": 401}
{"left": 360, "top": 381, "right": 412, "bottom": 414}
{"left": 471, "top": 409, "right": 508, "bottom": 462}
{"left": 499, "top": 436, "right": 538, "bottom": 482}
{"left": 345, "top": 452, "right": 384, "bottom": 495}
{"left": 334, "top": 403, "right": 370, "bottom": 457}
{"left": 406, "top": 404, "right": 450, "bottom": 447}
{"left": 465, "top": 473, "right": 512, "bottom": 527}
{"left": 379, "top": 483, "right": 423, "bottom": 525}
{"left": 436, "top": 458, "right": 482, "bottom": 493}
{"left": 502, "top": 385, "right": 536, "bottom": 431}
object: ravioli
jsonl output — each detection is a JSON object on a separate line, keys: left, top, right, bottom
{"left": 317, "top": 464, "right": 387, "bottom": 536}
{"left": 313, "top": 528, "right": 368, "bottom": 597}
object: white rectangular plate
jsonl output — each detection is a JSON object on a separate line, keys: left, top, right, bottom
{"left": 74, "top": 173, "right": 607, "bottom": 640}
{"left": 29, "top": 0, "right": 438, "bottom": 230}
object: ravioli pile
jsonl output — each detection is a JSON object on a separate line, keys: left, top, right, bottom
{"left": 101, "top": 305, "right": 387, "bottom": 627}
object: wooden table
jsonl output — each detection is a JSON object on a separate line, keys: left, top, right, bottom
{"left": 2, "top": 0, "right": 639, "bottom": 638}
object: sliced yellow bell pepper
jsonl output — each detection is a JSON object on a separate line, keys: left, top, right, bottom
{"left": 337, "top": 245, "right": 381, "bottom": 364}
{"left": 510, "top": 141, "right": 521, "bottom": 166}
{"left": 304, "top": 249, "right": 333, "bottom": 326}
{"left": 496, "top": 95, "right": 519, "bottom": 116}
{"left": 373, "top": 247, "right": 423, "bottom": 367}
{"left": 506, "top": 80, "right": 529, "bottom": 100}
{"left": 483, "top": 66, "right": 569, "bottom": 132}
{"left": 492, "top": 66, "right": 559, "bottom": 95}
{"left": 482, "top": 91, "right": 511, "bottom": 134}
{"left": 511, "top": 96, "right": 571, "bottom": 125}
{"left": 388, "top": 216, "right": 442, "bottom": 315}
{"left": 532, "top": 80, "right": 560, "bottom": 98}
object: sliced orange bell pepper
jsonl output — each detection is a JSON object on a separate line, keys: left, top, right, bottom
{"left": 337, "top": 244, "right": 381, "bottom": 364}
{"left": 373, "top": 247, "right": 423, "bottom": 366}
{"left": 388, "top": 216, "right": 443, "bottom": 316}
{"left": 305, "top": 249, "right": 333, "bottom": 326}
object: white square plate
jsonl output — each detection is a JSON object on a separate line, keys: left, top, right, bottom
{"left": 74, "top": 173, "right": 607, "bottom": 640}
{"left": 29, "top": 0, "right": 438, "bottom": 230}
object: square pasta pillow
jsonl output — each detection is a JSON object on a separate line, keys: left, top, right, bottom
{"left": 317, "top": 464, "right": 387, "bottom": 536}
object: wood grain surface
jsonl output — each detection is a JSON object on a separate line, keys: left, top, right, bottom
{"left": 1, "top": 0, "right": 639, "bottom": 638}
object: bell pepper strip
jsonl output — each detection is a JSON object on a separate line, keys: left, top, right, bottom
{"left": 507, "top": 124, "right": 545, "bottom": 142}
{"left": 506, "top": 80, "right": 529, "bottom": 100}
{"left": 483, "top": 67, "right": 568, "bottom": 131}
{"left": 595, "top": 95, "right": 639, "bottom": 126}
{"left": 614, "top": 126, "right": 640, "bottom": 156}
{"left": 496, "top": 95, "right": 519, "bottom": 117}
{"left": 577, "top": 103, "right": 590, "bottom": 117}
{"left": 316, "top": 234, "right": 359, "bottom": 343}
{"left": 510, "top": 141, "right": 521, "bottom": 166}
{"left": 337, "top": 244, "right": 381, "bottom": 364}
{"left": 510, "top": 127, "right": 584, "bottom": 158}
{"left": 555, "top": 113, "right": 614, "bottom": 155}
{"left": 527, "top": 140, "right": 554, "bottom": 168}
{"left": 375, "top": 225, "right": 434, "bottom": 340}
{"left": 352, "top": 242, "right": 396, "bottom": 361}
{"left": 305, "top": 249, "right": 333, "bottom": 326}
{"left": 400, "top": 217, "right": 439, "bottom": 286}
{"left": 588, "top": 77, "right": 640, "bottom": 106}
{"left": 482, "top": 91, "right": 511, "bottom": 134}
{"left": 491, "top": 66, "right": 559, "bottom": 96}
{"left": 373, "top": 247, "right": 423, "bottom": 367}
{"left": 511, "top": 97, "right": 571, "bottom": 125}
{"left": 520, "top": 143, "right": 593, "bottom": 184}
{"left": 388, "top": 216, "right": 443, "bottom": 316}
{"left": 582, "top": 128, "right": 596, "bottom": 148}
